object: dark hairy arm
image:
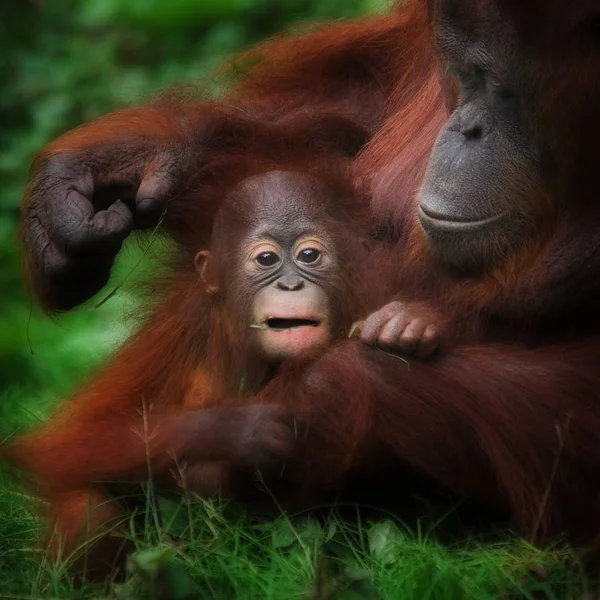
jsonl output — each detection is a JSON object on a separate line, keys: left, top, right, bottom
{"left": 10, "top": 402, "right": 294, "bottom": 490}
{"left": 253, "top": 337, "right": 600, "bottom": 539}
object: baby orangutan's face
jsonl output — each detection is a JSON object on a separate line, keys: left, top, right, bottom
{"left": 195, "top": 170, "right": 349, "bottom": 364}
{"left": 247, "top": 233, "right": 333, "bottom": 363}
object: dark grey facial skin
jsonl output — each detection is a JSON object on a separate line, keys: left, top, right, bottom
{"left": 419, "top": 0, "right": 548, "bottom": 272}
{"left": 221, "top": 171, "right": 340, "bottom": 362}
{"left": 231, "top": 171, "right": 338, "bottom": 295}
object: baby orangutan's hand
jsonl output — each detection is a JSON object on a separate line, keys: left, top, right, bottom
{"left": 178, "top": 404, "right": 296, "bottom": 473}
{"left": 227, "top": 404, "right": 296, "bottom": 471}
{"left": 358, "top": 301, "right": 443, "bottom": 359}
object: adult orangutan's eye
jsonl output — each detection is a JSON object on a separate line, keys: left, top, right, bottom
{"left": 297, "top": 248, "right": 321, "bottom": 264}
{"left": 256, "top": 251, "right": 280, "bottom": 267}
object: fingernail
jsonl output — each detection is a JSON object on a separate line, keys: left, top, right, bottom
{"left": 137, "top": 197, "right": 161, "bottom": 214}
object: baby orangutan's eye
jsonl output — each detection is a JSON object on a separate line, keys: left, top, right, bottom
{"left": 296, "top": 248, "right": 321, "bottom": 264}
{"left": 256, "top": 251, "right": 281, "bottom": 267}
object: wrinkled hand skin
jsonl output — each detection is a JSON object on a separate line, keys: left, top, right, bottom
{"left": 182, "top": 404, "right": 296, "bottom": 473}
{"left": 224, "top": 404, "right": 296, "bottom": 470}
{"left": 22, "top": 139, "right": 192, "bottom": 312}
{"left": 358, "top": 300, "right": 444, "bottom": 359}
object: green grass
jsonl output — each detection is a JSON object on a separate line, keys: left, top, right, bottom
{"left": 0, "top": 241, "right": 596, "bottom": 599}
{"left": 0, "top": 485, "right": 593, "bottom": 599}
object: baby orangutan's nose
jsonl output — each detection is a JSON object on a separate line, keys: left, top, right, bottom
{"left": 277, "top": 275, "right": 304, "bottom": 291}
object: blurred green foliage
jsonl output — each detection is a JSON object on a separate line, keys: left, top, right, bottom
{"left": 0, "top": 0, "right": 386, "bottom": 420}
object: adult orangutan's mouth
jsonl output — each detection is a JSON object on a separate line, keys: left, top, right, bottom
{"left": 418, "top": 205, "right": 507, "bottom": 232}
{"left": 264, "top": 317, "right": 321, "bottom": 330}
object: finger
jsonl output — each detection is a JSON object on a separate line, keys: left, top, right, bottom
{"left": 398, "top": 318, "right": 427, "bottom": 355}
{"left": 135, "top": 197, "right": 165, "bottom": 229}
{"left": 414, "top": 324, "right": 440, "bottom": 360}
{"left": 377, "top": 314, "right": 408, "bottom": 350}
{"left": 360, "top": 311, "right": 390, "bottom": 345}
{"left": 88, "top": 200, "right": 134, "bottom": 248}
{"left": 48, "top": 183, "right": 133, "bottom": 255}
{"left": 135, "top": 161, "right": 183, "bottom": 228}
{"left": 359, "top": 302, "right": 405, "bottom": 345}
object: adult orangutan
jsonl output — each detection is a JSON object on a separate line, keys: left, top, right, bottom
{"left": 18, "top": 0, "right": 600, "bottom": 550}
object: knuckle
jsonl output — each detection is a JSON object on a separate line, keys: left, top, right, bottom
{"left": 400, "top": 329, "right": 418, "bottom": 344}
{"left": 421, "top": 330, "right": 438, "bottom": 346}
{"left": 366, "top": 310, "right": 384, "bottom": 322}
{"left": 359, "top": 325, "right": 378, "bottom": 343}
{"left": 362, "top": 313, "right": 378, "bottom": 328}
{"left": 424, "top": 324, "right": 440, "bottom": 339}
{"left": 410, "top": 317, "right": 425, "bottom": 330}
{"left": 377, "top": 333, "right": 395, "bottom": 347}
{"left": 145, "top": 151, "right": 187, "bottom": 185}
{"left": 387, "top": 317, "right": 406, "bottom": 335}
{"left": 380, "top": 301, "right": 404, "bottom": 318}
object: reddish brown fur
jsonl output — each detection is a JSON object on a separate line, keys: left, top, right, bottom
{"left": 15, "top": 0, "right": 600, "bottom": 575}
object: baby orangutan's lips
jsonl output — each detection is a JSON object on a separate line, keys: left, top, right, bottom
{"left": 257, "top": 314, "right": 330, "bottom": 358}
{"left": 263, "top": 317, "right": 321, "bottom": 329}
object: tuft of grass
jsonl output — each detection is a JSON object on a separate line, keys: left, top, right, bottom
{"left": 250, "top": 323, "right": 288, "bottom": 332}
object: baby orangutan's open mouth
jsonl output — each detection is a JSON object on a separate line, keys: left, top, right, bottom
{"left": 264, "top": 317, "right": 321, "bottom": 329}
{"left": 253, "top": 313, "right": 330, "bottom": 360}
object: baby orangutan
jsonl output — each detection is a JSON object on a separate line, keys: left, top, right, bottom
{"left": 10, "top": 165, "right": 445, "bottom": 580}
{"left": 193, "top": 169, "right": 443, "bottom": 383}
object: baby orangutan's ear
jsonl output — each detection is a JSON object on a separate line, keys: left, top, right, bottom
{"left": 194, "top": 250, "right": 219, "bottom": 294}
